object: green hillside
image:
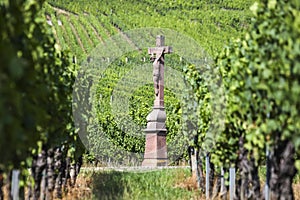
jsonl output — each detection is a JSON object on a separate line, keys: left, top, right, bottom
{"left": 44, "top": 0, "right": 255, "bottom": 61}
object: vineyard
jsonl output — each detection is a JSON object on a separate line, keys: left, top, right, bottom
{"left": 1, "top": 0, "right": 300, "bottom": 199}
{"left": 44, "top": 0, "right": 254, "bottom": 59}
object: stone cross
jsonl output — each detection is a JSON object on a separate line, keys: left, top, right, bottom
{"left": 142, "top": 35, "right": 172, "bottom": 167}
{"left": 148, "top": 35, "right": 172, "bottom": 107}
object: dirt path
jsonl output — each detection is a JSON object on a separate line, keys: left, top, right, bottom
{"left": 89, "top": 23, "right": 103, "bottom": 43}
{"left": 69, "top": 21, "right": 86, "bottom": 53}
{"left": 49, "top": 4, "right": 78, "bottom": 16}
{"left": 81, "top": 165, "right": 190, "bottom": 172}
{"left": 114, "top": 25, "right": 141, "bottom": 51}
{"left": 78, "top": 22, "right": 94, "bottom": 46}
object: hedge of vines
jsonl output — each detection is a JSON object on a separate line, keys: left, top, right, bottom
{"left": 184, "top": 0, "right": 300, "bottom": 199}
{"left": 0, "top": 0, "right": 84, "bottom": 198}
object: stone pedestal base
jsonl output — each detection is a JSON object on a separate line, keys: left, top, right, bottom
{"left": 142, "top": 130, "right": 168, "bottom": 166}
{"left": 142, "top": 107, "right": 168, "bottom": 167}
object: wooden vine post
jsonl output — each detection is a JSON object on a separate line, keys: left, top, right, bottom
{"left": 142, "top": 35, "right": 172, "bottom": 166}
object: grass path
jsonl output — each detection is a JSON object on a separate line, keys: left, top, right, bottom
{"left": 64, "top": 167, "right": 201, "bottom": 200}
{"left": 63, "top": 166, "right": 300, "bottom": 200}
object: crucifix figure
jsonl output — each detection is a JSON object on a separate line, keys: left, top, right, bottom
{"left": 148, "top": 35, "right": 172, "bottom": 107}
{"left": 142, "top": 35, "right": 172, "bottom": 167}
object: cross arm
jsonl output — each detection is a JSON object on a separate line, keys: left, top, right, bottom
{"left": 148, "top": 46, "right": 173, "bottom": 55}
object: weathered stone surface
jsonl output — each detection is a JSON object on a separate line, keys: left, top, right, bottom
{"left": 142, "top": 35, "right": 172, "bottom": 167}
{"left": 142, "top": 132, "right": 168, "bottom": 166}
